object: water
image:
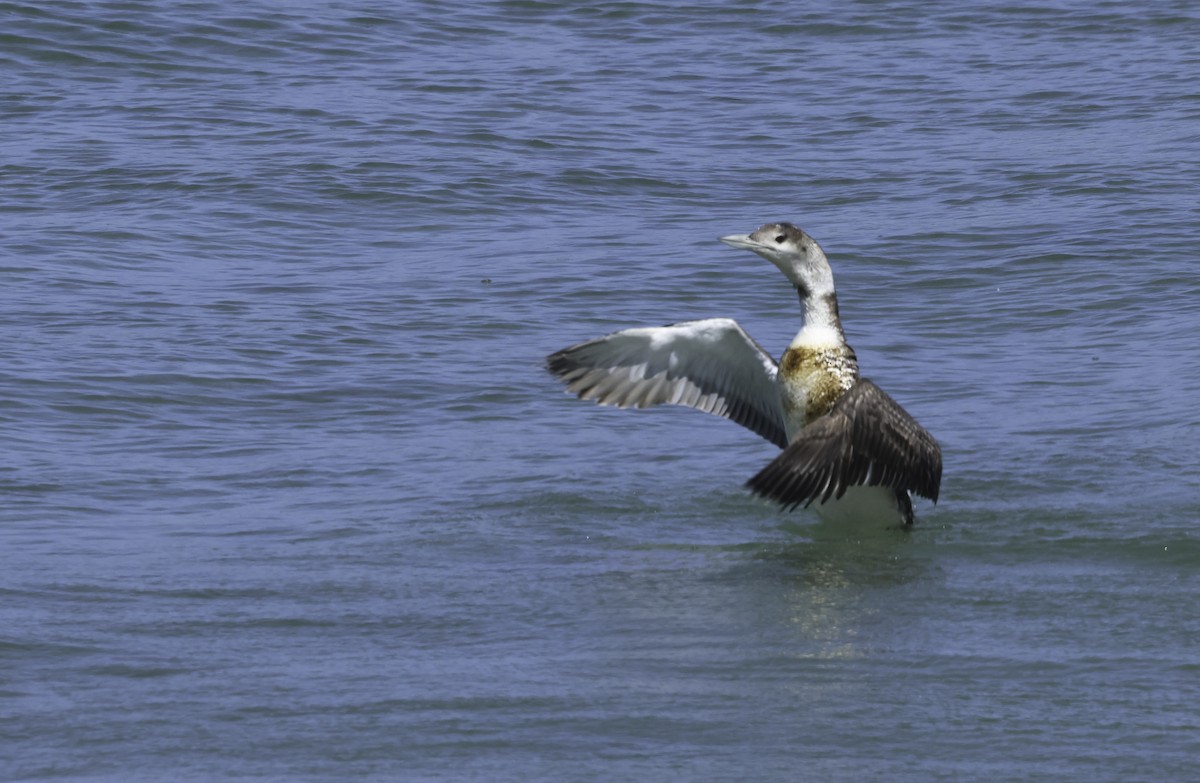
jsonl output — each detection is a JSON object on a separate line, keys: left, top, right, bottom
{"left": 2, "top": 1, "right": 1199, "bottom": 780}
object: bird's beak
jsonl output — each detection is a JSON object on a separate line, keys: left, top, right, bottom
{"left": 718, "top": 233, "right": 759, "bottom": 250}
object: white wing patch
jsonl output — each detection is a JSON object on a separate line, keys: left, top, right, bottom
{"left": 547, "top": 318, "right": 788, "bottom": 448}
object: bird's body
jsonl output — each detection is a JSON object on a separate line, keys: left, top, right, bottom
{"left": 547, "top": 222, "right": 941, "bottom": 527}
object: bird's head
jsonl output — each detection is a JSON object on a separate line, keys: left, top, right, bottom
{"left": 719, "top": 222, "right": 834, "bottom": 298}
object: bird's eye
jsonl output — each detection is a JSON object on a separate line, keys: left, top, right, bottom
{"left": 775, "top": 235, "right": 786, "bottom": 243}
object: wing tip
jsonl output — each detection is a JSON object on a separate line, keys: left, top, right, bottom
{"left": 745, "top": 463, "right": 813, "bottom": 512}
{"left": 545, "top": 350, "right": 571, "bottom": 378}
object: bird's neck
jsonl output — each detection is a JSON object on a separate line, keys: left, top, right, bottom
{"left": 793, "top": 285, "right": 847, "bottom": 347}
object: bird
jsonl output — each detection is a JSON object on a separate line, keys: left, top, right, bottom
{"left": 545, "top": 222, "right": 941, "bottom": 527}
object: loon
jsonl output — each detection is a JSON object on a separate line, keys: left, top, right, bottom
{"left": 546, "top": 222, "right": 942, "bottom": 526}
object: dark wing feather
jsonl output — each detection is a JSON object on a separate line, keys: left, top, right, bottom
{"left": 745, "top": 379, "right": 941, "bottom": 509}
{"left": 547, "top": 318, "right": 788, "bottom": 448}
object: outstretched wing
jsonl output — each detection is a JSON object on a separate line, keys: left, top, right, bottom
{"left": 746, "top": 379, "right": 941, "bottom": 509}
{"left": 546, "top": 318, "right": 788, "bottom": 448}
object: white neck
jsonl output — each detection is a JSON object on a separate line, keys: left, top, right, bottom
{"left": 778, "top": 244, "right": 845, "bottom": 347}
{"left": 747, "top": 237, "right": 849, "bottom": 349}
{"left": 792, "top": 289, "right": 846, "bottom": 348}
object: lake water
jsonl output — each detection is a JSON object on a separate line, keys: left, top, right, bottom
{"left": 2, "top": 1, "right": 1199, "bottom": 780}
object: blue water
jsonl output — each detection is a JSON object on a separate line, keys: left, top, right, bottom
{"left": 3, "top": 2, "right": 1200, "bottom": 780}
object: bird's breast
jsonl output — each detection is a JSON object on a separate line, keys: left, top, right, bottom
{"left": 778, "top": 345, "right": 859, "bottom": 433}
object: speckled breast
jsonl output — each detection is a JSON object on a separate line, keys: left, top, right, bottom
{"left": 779, "top": 344, "right": 860, "bottom": 428}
